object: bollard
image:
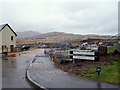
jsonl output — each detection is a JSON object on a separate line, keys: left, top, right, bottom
{"left": 96, "top": 67, "right": 101, "bottom": 77}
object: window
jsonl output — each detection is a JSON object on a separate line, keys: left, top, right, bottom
{"left": 11, "top": 36, "right": 13, "bottom": 41}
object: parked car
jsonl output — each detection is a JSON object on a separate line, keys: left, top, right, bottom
{"left": 105, "top": 43, "right": 114, "bottom": 47}
{"left": 21, "top": 45, "right": 30, "bottom": 51}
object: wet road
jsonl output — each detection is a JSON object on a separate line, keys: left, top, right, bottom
{"left": 28, "top": 49, "right": 119, "bottom": 88}
{"left": 2, "top": 49, "right": 41, "bottom": 89}
{"left": 0, "top": 55, "right": 2, "bottom": 90}
{"left": 2, "top": 49, "right": 119, "bottom": 89}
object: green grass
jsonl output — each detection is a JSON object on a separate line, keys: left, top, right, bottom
{"left": 115, "top": 44, "right": 120, "bottom": 49}
{"left": 107, "top": 46, "right": 116, "bottom": 54}
{"left": 80, "top": 44, "right": 120, "bottom": 84}
{"left": 107, "top": 44, "right": 120, "bottom": 54}
{"left": 80, "top": 60, "right": 119, "bottom": 85}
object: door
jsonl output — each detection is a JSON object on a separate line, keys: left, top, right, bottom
{"left": 2, "top": 46, "right": 4, "bottom": 53}
{"left": 2, "top": 45, "right": 7, "bottom": 53}
{"left": 10, "top": 45, "right": 14, "bottom": 52}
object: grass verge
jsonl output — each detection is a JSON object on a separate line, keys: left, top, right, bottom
{"left": 80, "top": 59, "right": 119, "bottom": 85}
{"left": 107, "top": 46, "right": 116, "bottom": 54}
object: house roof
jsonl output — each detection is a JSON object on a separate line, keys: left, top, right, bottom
{"left": 0, "top": 24, "right": 17, "bottom": 36}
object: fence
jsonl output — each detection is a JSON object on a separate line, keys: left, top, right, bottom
{"left": 69, "top": 50, "right": 99, "bottom": 61}
{"left": 46, "top": 49, "right": 99, "bottom": 63}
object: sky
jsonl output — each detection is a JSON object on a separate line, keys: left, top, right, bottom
{"left": 0, "top": 0, "right": 119, "bottom": 35}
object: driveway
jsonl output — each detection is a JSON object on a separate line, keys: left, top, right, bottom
{"left": 28, "top": 49, "right": 119, "bottom": 89}
{"left": 2, "top": 49, "right": 41, "bottom": 89}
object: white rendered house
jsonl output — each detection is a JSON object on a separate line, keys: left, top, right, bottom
{"left": 0, "top": 24, "right": 17, "bottom": 53}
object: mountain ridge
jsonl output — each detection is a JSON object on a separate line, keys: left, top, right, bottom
{"left": 16, "top": 31, "right": 115, "bottom": 40}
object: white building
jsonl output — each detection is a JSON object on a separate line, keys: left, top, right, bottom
{"left": 0, "top": 24, "right": 17, "bottom": 53}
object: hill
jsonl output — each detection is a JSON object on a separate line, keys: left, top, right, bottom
{"left": 17, "top": 31, "right": 115, "bottom": 41}
{"left": 17, "top": 31, "right": 41, "bottom": 39}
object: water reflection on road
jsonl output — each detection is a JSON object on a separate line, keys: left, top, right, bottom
{"left": 1, "top": 49, "right": 119, "bottom": 89}
{"left": 2, "top": 50, "right": 40, "bottom": 89}
{"left": 0, "top": 56, "right": 2, "bottom": 90}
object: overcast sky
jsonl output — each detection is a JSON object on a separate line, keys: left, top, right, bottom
{"left": 0, "top": 0, "right": 119, "bottom": 35}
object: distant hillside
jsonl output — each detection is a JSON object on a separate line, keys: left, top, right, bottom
{"left": 43, "top": 32, "right": 72, "bottom": 37}
{"left": 17, "top": 31, "right": 75, "bottom": 39}
{"left": 17, "top": 31, "right": 115, "bottom": 40}
{"left": 17, "top": 31, "right": 41, "bottom": 39}
{"left": 37, "top": 32, "right": 74, "bottom": 39}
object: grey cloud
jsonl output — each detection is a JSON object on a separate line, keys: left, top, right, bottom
{"left": 0, "top": 0, "right": 118, "bottom": 35}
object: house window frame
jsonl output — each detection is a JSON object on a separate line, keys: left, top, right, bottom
{"left": 11, "top": 36, "right": 14, "bottom": 41}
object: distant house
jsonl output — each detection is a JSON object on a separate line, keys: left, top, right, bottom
{"left": 0, "top": 24, "right": 17, "bottom": 54}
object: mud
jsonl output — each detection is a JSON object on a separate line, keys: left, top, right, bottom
{"left": 51, "top": 54, "right": 119, "bottom": 75}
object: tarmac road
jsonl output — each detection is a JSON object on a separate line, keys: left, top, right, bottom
{"left": 2, "top": 49, "right": 41, "bottom": 89}
{"left": 1, "top": 49, "right": 119, "bottom": 89}
{"left": 28, "top": 49, "right": 119, "bottom": 89}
